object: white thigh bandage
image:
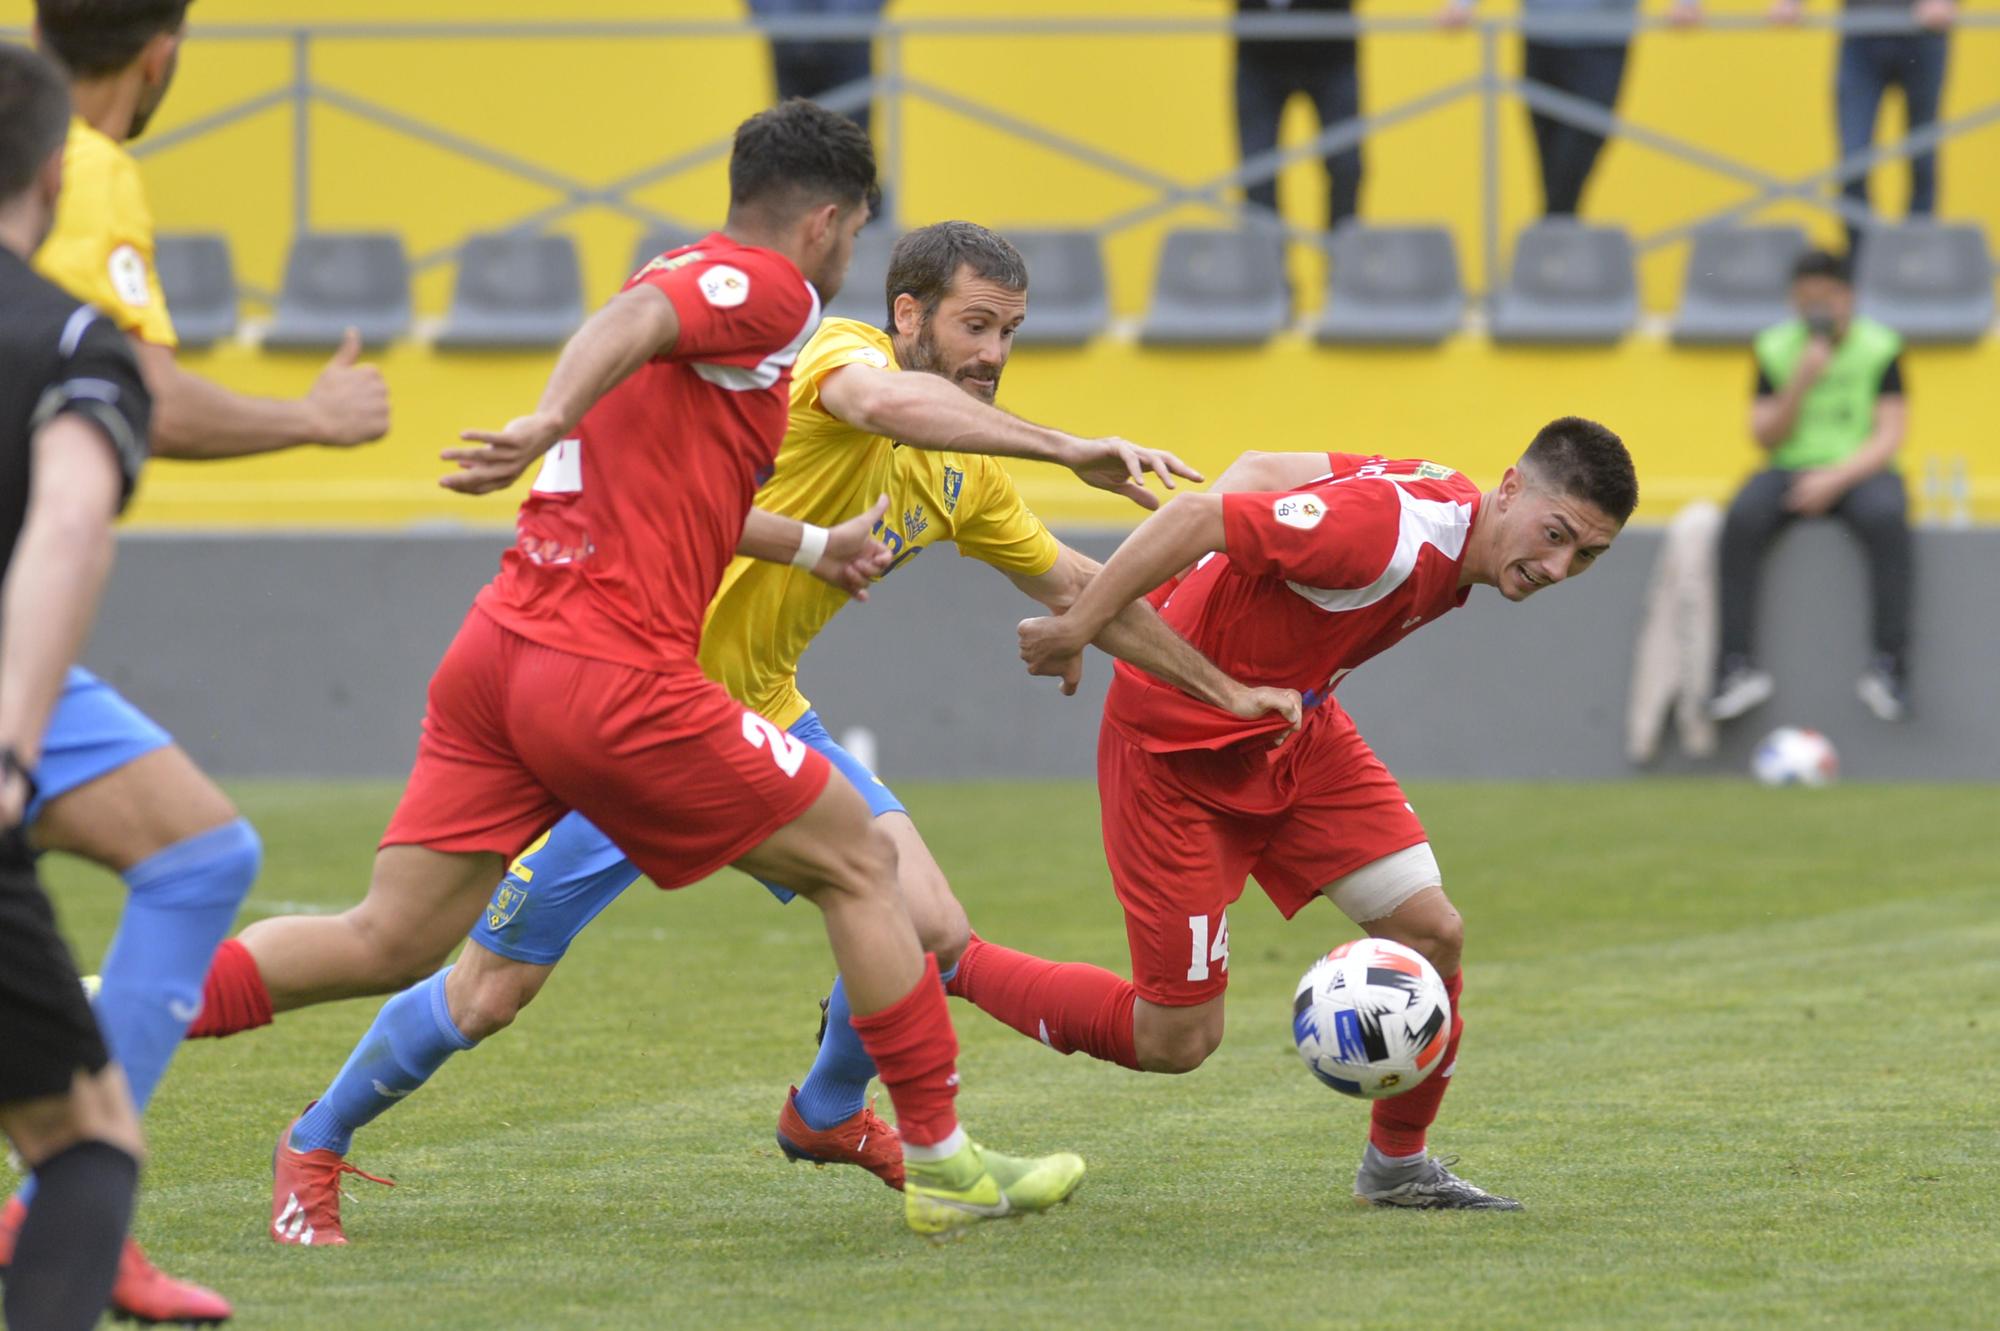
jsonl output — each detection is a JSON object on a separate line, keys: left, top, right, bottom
{"left": 1325, "top": 842, "right": 1441, "bottom": 924}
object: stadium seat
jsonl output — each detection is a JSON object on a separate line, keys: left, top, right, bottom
{"left": 1670, "top": 225, "right": 1809, "bottom": 346}
{"left": 435, "top": 232, "right": 585, "bottom": 350}
{"left": 1139, "top": 228, "right": 1289, "bottom": 346}
{"left": 154, "top": 232, "right": 238, "bottom": 350}
{"left": 629, "top": 224, "right": 705, "bottom": 276}
{"left": 1313, "top": 224, "right": 1463, "bottom": 346}
{"left": 1855, "top": 221, "right": 1995, "bottom": 345}
{"left": 263, "top": 232, "right": 410, "bottom": 350}
{"left": 821, "top": 225, "right": 896, "bottom": 326}
{"left": 1489, "top": 221, "right": 1638, "bottom": 345}
{"left": 1007, "top": 230, "right": 1109, "bottom": 346}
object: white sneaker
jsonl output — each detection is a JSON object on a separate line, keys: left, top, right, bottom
{"left": 1857, "top": 661, "right": 1907, "bottom": 722}
{"left": 1709, "top": 665, "right": 1775, "bottom": 721}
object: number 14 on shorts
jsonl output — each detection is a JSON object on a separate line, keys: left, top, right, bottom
{"left": 1188, "top": 911, "right": 1230, "bottom": 982}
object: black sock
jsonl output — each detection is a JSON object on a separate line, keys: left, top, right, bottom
{"left": 2, "top": 1140, "right": 138, "bottom": 1331}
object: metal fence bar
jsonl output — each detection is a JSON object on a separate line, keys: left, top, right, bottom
{"left": 1480, "top": 24, "right": 1500, "bottom": 306}
{"left": 127, "top": 86, "right": 293, "bottom": 161}
{"left": 291, "top": 29, "right": 309, "bottom": 236}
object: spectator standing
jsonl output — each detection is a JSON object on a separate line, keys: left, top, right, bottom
{"left": 750, "top": 0, "right": 886, "bottom": 136}
{"left": 1442, "top": 0, "right": 1700, "bottom": 216}
{"left": 1710, "top": 249, "right": 1913, "bottom": 724}
{"left": 1235, "top": 0, "right": 1364, "bottom": 230}
{"left": 1773, "top": 0, "right": 1955, "bottom": 252}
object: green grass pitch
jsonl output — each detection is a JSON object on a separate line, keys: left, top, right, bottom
{"left": 37, "top": 779, "right": 2000, "bottom": 1330}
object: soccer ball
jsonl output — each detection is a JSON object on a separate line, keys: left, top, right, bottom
{"left": 1292, "top": 939, "right": 1452, "bottom": 1100}
{"left": 1751, "top": 726, "right": 1839, "bottom": 787}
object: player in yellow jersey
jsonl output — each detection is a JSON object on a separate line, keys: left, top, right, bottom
{"left": 246, "top": 221, "right": 1299, "bottom": 1242}
{"left": 0, "top": 5, "right": 388, "bottom": 1321}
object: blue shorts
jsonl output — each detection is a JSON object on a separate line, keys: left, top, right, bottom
{"left": 473, "top": 709, "right": 903, "bottom": 965}
{"left": 26, "top": 668, "right": 175, "bottom": 826}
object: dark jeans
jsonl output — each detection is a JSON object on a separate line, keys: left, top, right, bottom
{"left": 1718, "top": 468, "right": 1913, "bottom": 667}
{"left": 1837, "top": 33, "right": 1949, "bottom": 247}
{"left": 1521, "top": 42, "right": 1628, "bottom": 217}
{"left": 771, "top": 40, "right": 875, "bottom": 136}
{"left": 1235, "top": 42, "right": 1362, "bottom": 227}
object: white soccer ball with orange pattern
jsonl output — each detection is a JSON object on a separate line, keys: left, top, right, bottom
{"left": 1292, "top": 938, "right": 1451, "bottom": 1100}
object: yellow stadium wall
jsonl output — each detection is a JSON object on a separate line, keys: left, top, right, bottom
{"left": 48, "top": 0, "right": 2000, "bottom": 528}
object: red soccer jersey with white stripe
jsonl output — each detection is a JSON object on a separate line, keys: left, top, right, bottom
{"left": 477, "top": 234, "right": 821, "bottom": 672}
{"left": 1104, "top": 453, "right": 1483, "bottom": 753}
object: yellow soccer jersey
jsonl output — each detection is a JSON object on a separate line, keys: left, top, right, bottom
{"left": 700, "top": 317, "right": 1059, "bottom": 730}
{"left": 34, "top": 118, "right": 177, "bottom": 348}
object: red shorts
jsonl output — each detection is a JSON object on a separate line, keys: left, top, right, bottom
{"left": 1098, "top": 701, "right": 1427, "bottom": 1007}
{"left": 382, "top": 607, "right": 830, "bottom": 891}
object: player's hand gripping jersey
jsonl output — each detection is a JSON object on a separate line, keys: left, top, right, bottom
{"left": 477, "top": 235, "right": 822, "bottom": 670}
{"left": 33, "top": 119, "right": 177, "bottom": 347}
{"left": 699, "top": 317, "right": 1058, "bottom": 729}
{"left": 1106, "top": 454, "right": 1483, "bottom": 753}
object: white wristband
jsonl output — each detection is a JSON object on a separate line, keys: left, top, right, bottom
{"left": 790, "top": 523, "right": 830, "bottom": 571}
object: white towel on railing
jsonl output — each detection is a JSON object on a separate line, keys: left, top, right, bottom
{"left": 1626, "top": 500, "right": 1722, "bottom": 764}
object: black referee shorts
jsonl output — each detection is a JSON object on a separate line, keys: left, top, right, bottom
{"left": 0, "top": 828, "right": 108, "bottom": 1106}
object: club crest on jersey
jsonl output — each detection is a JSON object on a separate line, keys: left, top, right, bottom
{"left": 942, "top": 465, "right": 964, "bottom": 513}
{"left": 1273, "top": 495, "right": 1325, "bottom": 531}
{"left": 486, "top": 883, "right": 528, "bottom": 933}
{"left": 699, "top": 264, "right": 750, "bottom": 308}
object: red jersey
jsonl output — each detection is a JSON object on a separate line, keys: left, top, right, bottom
{"left": 1104, "top": 453, "right": 1483, "bottom": 753}
{"left": 477, "top": 234, "right": 821, "bottom": 671}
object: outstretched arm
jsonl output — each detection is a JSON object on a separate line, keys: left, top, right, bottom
{"left": 1008, "top": 544, "right": 1300, "bottom": 730}
{"left": 440, "top": 285, "right": 681, "bottom": 494}
{"left": 818, "top": 362, "right": 1202, "bottom": 510}
{"left": 135, "top": 330, "right": 389, "bottom": 460}
{"left": 737, "top": 496, "right": 894, "bottom": 600}
{"left": 1017, "top": 493, "right": 1227, "bottom": 685}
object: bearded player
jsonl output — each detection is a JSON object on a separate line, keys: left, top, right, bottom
{"left": 184, "top": 220, "right": 1297, "bottom": 1243}
{"left": 977, "top": 421, "right": 1637, "bottom": 1209}
{"left": 177, "top": 100, "right": 1108, "bottom": 1242}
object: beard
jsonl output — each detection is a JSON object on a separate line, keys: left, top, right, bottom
{"left": 906, "top": 318, "right": 1001, "bottom": 399}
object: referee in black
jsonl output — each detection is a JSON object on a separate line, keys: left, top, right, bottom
{"left": 0, "top": 43, "right": 153, "bottom": 1331}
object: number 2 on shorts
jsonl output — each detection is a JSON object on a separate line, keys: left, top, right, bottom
{"left": 1187, "top": 911, "right": 1230, "bottom": 982}
{"left": 741, "top": 713, "right": 808, "bottom": 777}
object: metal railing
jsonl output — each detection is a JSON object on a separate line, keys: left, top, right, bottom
{"left": 6, "top": 10, "right": 1997, "bottom": 304}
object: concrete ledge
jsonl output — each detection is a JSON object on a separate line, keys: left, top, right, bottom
{"left": 84, "top": 525, "right": 2000, "bottom": 781}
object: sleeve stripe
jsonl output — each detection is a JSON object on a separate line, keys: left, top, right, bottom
{"left": 59, "top": 304, "right": 99, "bottom": 358}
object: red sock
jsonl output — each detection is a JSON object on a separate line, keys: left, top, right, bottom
{"left": 182, "top": 938, "right": 273, "bottom": 1040}
{"left": 847, "top": 955, "right": 959, "bottom": 1148}
{"left": 1369, "top": 968, "right": 1464, "bottom": 1157}
{"left": 947, "top": 934, "right": 1140, "bottom": 1071}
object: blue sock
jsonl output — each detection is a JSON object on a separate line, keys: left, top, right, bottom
{"left": 18, "top": 820, "right": 261, "bottom": 1211}
{"left": 288, "top": 968, "right": 476, "bottom": 1157}
{"left": 793, "top": 959, "right": 958, "bottom": 1133}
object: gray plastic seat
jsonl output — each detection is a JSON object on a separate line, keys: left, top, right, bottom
{"left": 629, "top": 225, "right": 706, "bottom": 276}
{"left": 1140, "top": 228, "right": 1289, "bottom": 346}
{"left": 1855, "top": 221, "right": 1994, "bottom": 344}
{"left": 154, "top": 233, "right": 237, "bottom": 350}
{"left": 1490, "top": 221, "right": 1638, "bottom": 345}
{"left": 264, "top": 232, "right": 410, "bottom": 350}
{"left": 435, "top": 232, "right": 585, "bottom": 350}
{"left": 1007, "top": 230, "right": 1108, "bottom": 346}
{"left": 1670, "top": 225, "right": 1809, "bottom": 346}
{"left": 1314, "top": 224, "right": 1463, "bottom": 346}
{"left": 821, "top": 226, "right": 897, "bottom": 326}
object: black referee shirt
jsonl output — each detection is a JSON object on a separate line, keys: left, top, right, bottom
{"left": 0, "top": 246, "right": 150, "bottom": 576}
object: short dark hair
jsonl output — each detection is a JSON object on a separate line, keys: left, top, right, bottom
{"left": 0, "top": 44, "right": 71, "bottom": 203}
{"left": 1791, "top": 248, "right": 1852, "bottom": 287}
{"left": 728, "top": 98, "right": 878, "bottom": 222}
{"left": 1521, "top": 416, "right": 1638, "bottom": 525}
{"left": 883, "top": 221, "right": 1028, "bottom": 325}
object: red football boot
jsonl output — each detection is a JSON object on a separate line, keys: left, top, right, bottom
{"left": 270, "top": 1114, "right": 393, "bottom": 1246}
{"left": 775, "top": 1086, "right": 905, "bottom": 1191}
{"left": 108, "top": 1240, "right": 233, "bottom": 1325}
{"left": 4, "top": 1193, "right": 232, "bottom": 1325}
